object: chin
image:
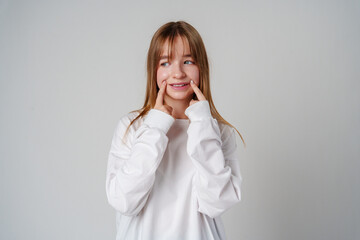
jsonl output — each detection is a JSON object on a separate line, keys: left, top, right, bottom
{"left": 167, "top": 93, "right": 193, "bottom": 101}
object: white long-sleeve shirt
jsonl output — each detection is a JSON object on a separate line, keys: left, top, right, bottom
{"left": 106, "top": 100, "right": 242, "bottom": 240}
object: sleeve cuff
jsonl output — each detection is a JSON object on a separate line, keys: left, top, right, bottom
{"left": 143, "top": 109, "right": 175, "bottom": 133}
{"left": 184, "top": 100, "right": 212, "bottom": 121}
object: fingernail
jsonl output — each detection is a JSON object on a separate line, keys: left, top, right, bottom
{"left": 190, "top": 80, "right": 194, "bottom": 84}
{"left": 162, "top": 81, "right": 166, "bottom": 85}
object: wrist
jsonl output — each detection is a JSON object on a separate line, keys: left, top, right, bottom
{"left": 144, "top": 109, "right": 175, "bottom": 133}
{"left": 185, "top": 100, "right": 212, "bottom": 121}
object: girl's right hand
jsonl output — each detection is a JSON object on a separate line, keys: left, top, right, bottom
{"left": 154, "top": 81, "right": 174, "bottom": 117}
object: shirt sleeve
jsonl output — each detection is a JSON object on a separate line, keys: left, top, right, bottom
{"left": 185, "top": 100, "right": 242, "bottom": 218}
{"left": 105, "top": 109, "right": 175, "bottom": 216}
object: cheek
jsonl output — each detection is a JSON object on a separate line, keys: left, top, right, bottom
{"left": 156, "top": 69, "right": 169, "bottom": 87}
{"left": 190, "top": 68, "right": 200, "bottom": 85}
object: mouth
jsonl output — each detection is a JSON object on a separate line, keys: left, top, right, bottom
{"left": 169, "top": 82, "right": 189, "bottom": 86}
{"left": 169, "top": 82, "right": 190, "bottom": 90}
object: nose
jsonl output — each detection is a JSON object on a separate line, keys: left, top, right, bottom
{"left": 172, "top": 63, "right": 186, "bottom": 79}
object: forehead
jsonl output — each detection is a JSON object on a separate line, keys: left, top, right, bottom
{"left": 160, "top": 36, "right": 191, "bottom": 55}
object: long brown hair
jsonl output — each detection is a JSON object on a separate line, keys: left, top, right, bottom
{"left": 122, "top": 21, "right": 246, "bottom": 148}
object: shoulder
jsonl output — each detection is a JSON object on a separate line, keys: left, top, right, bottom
{"left": 119, "top": 110, "right": 141, "bottom": 123}
{"left": 218, "top": 122, "right": 235, "bottom": 138}
{"left": 217, "top": 122, "right": 237, "bottom": 147}
{"left": 115, "top": 110, "right": 143, "bottom": 133}
{"left": 111, "top": 111, "right": 144, "bottom": 147}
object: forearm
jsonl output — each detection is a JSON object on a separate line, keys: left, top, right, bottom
{"left": 106, "top": 109, "right": 174, "bottom": 216}
{"left": 185, "top": 101, "right": 242, "bottom": 218}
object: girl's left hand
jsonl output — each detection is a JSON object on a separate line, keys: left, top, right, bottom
{"left": 189, "top": 80, "right": 207, "bottom": 106}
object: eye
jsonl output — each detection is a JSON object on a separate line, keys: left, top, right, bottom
{"left": 160, "top": 62, "right": 170, "bottom": 67}
{"left": 184, "top": 60, "right": 195, "bottom": 65}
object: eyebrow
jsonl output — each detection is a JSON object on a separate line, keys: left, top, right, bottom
{"left": 160, "top": 54, "right": 193, "bottom": 60}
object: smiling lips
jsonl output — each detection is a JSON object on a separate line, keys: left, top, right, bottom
{"left": 169, "top": 82, "right": 189, "bottom": 86}
{"left": 169, "top": 82, "right": 190, "bottom": 90}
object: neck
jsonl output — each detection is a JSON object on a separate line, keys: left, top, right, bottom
{"left": 164, "top": 95, "right": 192, "bottom": 119}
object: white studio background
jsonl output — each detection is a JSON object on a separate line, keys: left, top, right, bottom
{"left": 0, "top": 0, "right": 359, "bottom": 239}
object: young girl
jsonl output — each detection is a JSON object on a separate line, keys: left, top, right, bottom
{"left": 106, "top": 21, "right": 245, "bottom": 240}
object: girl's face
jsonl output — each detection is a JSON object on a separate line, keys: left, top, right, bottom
{"left": 157, "top": 36, "right": 200, "bottom": 102}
